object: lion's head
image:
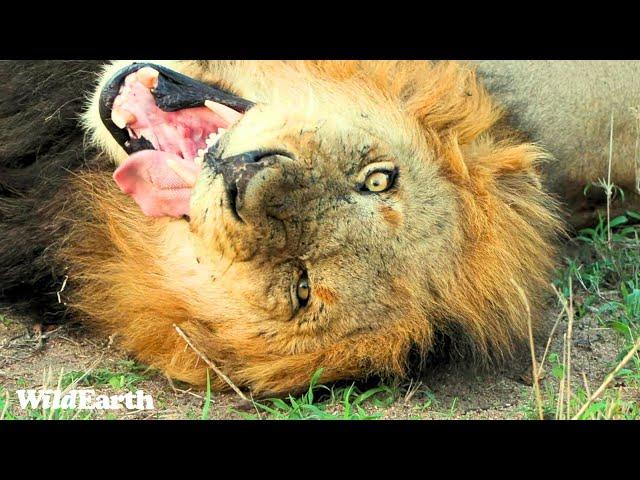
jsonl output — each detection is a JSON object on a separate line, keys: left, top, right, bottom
{"left": 73, "top": 60, "right": 561, "bottom": 394}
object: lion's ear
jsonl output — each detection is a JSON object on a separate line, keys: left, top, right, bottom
{"left": 402, "top": 61, "right": 501, "bottom": 147}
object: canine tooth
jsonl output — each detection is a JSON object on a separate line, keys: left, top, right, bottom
{"left": 217, "top": 128, "right": 227, "bottom": 135}
{"left": 197, "top": 149, "right": 205, "bottom": 157}
{"left": 111, "top": 109, "right": 136, "bottom": 129}
{"left": 204, "top": 100, "right": 243, "bottom": 126}
{"left": 194, "top": 156, "right": 203, "bottom": 167}
{"left": 137, "top": 67, "right": 159, "bottom": 89}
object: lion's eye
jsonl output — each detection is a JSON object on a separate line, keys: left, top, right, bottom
{"left": 296, "top": 274, "right": 310, "bottom": 306}
{"left": 357, "top": 161, "right": 397, "bottom": 194}
{"left": 361, "top": 168, "right": 397, "bottom": 193}
{"left": 364, "top": 172, "right": 390, "bottom": 192}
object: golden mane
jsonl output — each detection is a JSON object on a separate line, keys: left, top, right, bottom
{"left": 51, "top": 61, "right": 563, "bottom": 395}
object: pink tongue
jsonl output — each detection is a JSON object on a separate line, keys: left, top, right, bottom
{"left": 113, "top": 150, "right": 201, "bottom": 218}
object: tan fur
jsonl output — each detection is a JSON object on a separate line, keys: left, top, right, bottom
{"left": 66, "top": 61, "right": 566, "bottom": 395}
{"left": 473, "top": 60, "right": 640, "bottom": 226}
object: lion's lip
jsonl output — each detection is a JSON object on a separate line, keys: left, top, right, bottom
{"left": 98, "top": 62, "right": 254, "bottom": 155}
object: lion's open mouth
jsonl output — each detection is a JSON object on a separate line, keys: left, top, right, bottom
{"left": 99, "top": 63, "right": 254, "bottom": 218}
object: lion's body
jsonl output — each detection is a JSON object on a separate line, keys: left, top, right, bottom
{"left": 474, "top": 60, "right": 640, "bottom": 225}
{"left": 1, "top": 60, "right": 637, "bottom": 395}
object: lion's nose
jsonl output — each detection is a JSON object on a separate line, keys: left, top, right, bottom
{"left": 214, "top": 150, "right": 289, "bottom": 221}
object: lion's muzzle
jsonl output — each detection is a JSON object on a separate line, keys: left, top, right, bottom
{"left": 100, "top": 62, "right": 254, "bottom": 218}
{"left": 205, "top": 150, "right": 297, "bottom": 224}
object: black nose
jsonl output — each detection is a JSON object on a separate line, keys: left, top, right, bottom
{"left": 214, "top": 150, "right": 282, "bottom": 220}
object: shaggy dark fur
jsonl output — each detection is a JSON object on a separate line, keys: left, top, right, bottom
{"left": 0, "top": 61, "right": 106, "bottom": 322}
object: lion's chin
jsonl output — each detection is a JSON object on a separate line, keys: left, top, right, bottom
{"left": 100, "top": 62, "right": 253, "bottom": 218}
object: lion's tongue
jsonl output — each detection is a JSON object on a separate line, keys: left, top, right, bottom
{"left": 113, "top": 150, "right": 201, "bottom": 218}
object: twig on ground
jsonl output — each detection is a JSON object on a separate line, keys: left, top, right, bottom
{"left": 248, "top": 392, "right": 263, "bottom": 419}
{"left": 404, "top": 379, "right": 423, "bottom": 404}
{"left": 167, "top": 378, "right": 206, "bottom": 401}
{"left": 173, "top": 324, "right": 250, "bottom": 403}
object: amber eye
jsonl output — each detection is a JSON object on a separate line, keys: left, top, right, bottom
{"left": 296, "top": 273, "right": 310, "bottom": 306}
{"left": 363, "top": 169, "right": 396, "bottom": 193}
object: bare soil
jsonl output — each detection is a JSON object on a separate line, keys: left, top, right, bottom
{"left": 0, "top": 305, "right": 626, "bottom": 420}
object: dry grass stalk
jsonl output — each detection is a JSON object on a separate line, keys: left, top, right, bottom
{"left": 572, "top": 336, "right": 640, "bottom": 420}
{"left": 0, "top": 390, "right": 9, "bottom": 420}
{"left": 607, "top": 113, "right": 614, "bottom": 247}
{"left": 173, "top": 324, "right": 250, "bottom": 403}
{"left": 581, "top": 372, "right": 591, "bottom": 399}
{"left": 511, "top": 278, "right": 544, "bottom": 420}
{"left": 537, "top": 302, "right": 567, "bottom": 377}
{"left": 604, "top": 388, "right": 621, "bottom": 419}
{"left": 550, "top": 281, "right": 576, "bottom": 420}
{"left": 631, "top": 106, "right": 640, "bottom": 195}
{"left": 557, "top": 332, "right": 567, "bottom": 419}
{"left": 565, "top": 277, "right": 575, "bottom": 418}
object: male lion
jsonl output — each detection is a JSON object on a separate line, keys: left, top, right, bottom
{"left": 0, "top": 60, "right": 638, "bottom": 395}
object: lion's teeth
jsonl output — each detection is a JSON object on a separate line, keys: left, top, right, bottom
{"left": 137, "top": 67, "right": 159, "bottom": 89}
{"left": 205, "top": 128, "right": 227, "bottom": 146}
{"left": 111, "top": 109, "right": 136, "bottom": 129}
{"left": 197, "top": 149, "right": 205, "bottom": 157}
{"left": 204, "top": 100, "right": 243, "bottom": 126}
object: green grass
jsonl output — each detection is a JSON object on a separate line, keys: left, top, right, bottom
{"left": 216, "top": 369, "right": 404, "bottom": 420}
{"left": 201, "top": 370, "right": 212, "bottom": 420}
{"left": 210, "top": 373, "right": 442, "bottom": 420}
{"left": 60, "top": 359, "right": 155, "bottom": 391}
{"left": 525, "top": 210, "right": 640, "bottom": 420}
{"left": 0, "top": 314, "right": 11, "bottom": 327}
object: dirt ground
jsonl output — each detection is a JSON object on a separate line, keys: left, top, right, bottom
{"left": 0, "top": 303, "right": 628, "bottom": 420}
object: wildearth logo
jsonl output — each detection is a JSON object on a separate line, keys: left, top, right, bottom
{"left": 16, "top": 389, "right": 155, "bottom": 410}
